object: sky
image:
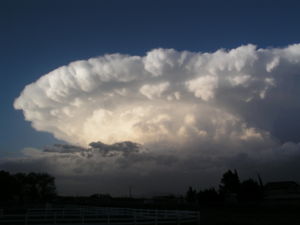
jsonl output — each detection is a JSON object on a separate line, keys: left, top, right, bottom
{"left": 1, "top": 0, "right": 300, "bottom": 196}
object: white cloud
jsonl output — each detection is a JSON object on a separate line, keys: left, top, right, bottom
{"left": 15, "top": 44, "right": 300, "bottom": 147}
{"left": 186, "top": 75, "right": 218, "bottom": 100}
{"left": 140, "top": 82, "right": 170, "bottom": 99}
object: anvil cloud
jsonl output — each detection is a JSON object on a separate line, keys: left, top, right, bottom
{"left": 15, "top": 44, "right": 300, "bottom": 147}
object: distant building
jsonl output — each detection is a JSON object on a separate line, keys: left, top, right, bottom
{"left": 264, "top": 181, "right": 300, "bottom": 200}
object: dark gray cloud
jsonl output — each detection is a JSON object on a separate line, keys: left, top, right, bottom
{"left": 89, "top": 141, "right": 143, "bottom": 157}
{"left": 1, "top": 140, "right": 300, "bottom": 196}
{"left": 44, "top": 144, "right": 86, "bottom": 153}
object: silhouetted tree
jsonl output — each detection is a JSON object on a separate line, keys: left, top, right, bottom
{"left": 219, "top": 169, "right": 240, "bottom": 195}
{"left": 0, "top": 171, "right": 56, "bottom": 204}
{"left": 186, "top": 186, "right": 197, "bottom": 203}
{"left": 14, "top": 172, "right": 27, "bottom": 202}
{"left": 238, "top": 178, "right": 263, "bottom": 202}
{"left": 197, "top": 188, "right": 220, "bottom": 204}
{"left": 24, "top": 172, "right": 56, "bottom": 202}
{"left": 0, "top": 171, "right": 18, "bottom": 202}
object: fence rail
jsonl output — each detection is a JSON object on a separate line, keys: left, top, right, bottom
{"left": 0, "top": 207, "right": 200, "bottom": 225}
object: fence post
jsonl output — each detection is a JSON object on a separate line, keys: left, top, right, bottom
{"left": 107, "top": 210, "right": 110, "bottom": 225}
{"left": 134, "top": 211, "right": 137, "bottom": 225}
{"left": 25, "top": 212, "right": 28, "bottom": 225}
{"left": 82, "top": 211, "right": 84, "bottom": 224}
{"left": 176, "top": 210, "right": 181, "bottom": 225}
{"left": 197, "top": 211, "right": 201, "bottom": 225}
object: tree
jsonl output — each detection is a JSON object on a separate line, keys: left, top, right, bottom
{"left": 0, "top": 171, "right": 18, "bottom": 202}
{"left": 197, "top": 188, "right": 220, "bottom": 203}
{"left": 0, "top": 171, "right": 56, "bottom": 204}
{"left": 238, "top": 178, "right": 263, "bottom": 201}
{"left": 186, "top": 186, "right": 197, "bottom": 203}
{"left": 14, "top": 172, "right": 27, "bottom": 202}
{"left": 219, "top": 169, "right": 240, "bottom": 195}
{"left": 23, "top": 172, "right": 56, "bottom": 202}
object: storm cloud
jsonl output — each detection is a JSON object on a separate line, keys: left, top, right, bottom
{"left": 9, "top": 44, "right": 300, "bottom": 195}
{"left": 2, "top": 140, "right": 300, "bottom": 195}
{"left": 15, "top": 44, "right": 300, "bottom": 146}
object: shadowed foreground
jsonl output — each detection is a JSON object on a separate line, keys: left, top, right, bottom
{"left": 1, "top": 170, "right": 300, "bottom": 224}
{"left": 0, "top": 207, "right": 199, "bottom": 225}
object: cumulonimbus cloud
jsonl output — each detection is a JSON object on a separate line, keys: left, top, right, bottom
{"left": 10, "top": 44, "right": 300, "bottom": 195}
{"left": 14, "top": 44, "right": 300, "bottom": 149}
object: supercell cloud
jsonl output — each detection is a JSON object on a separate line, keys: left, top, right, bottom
{"left": 15, "top": 44, "right": 300, "bottom": 146}
{"left": 10, "top": 44, "right": 300, "bottom": 195}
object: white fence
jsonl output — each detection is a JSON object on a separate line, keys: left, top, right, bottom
{"left": 0, "top": 207, "right": 200, "bottom": 225}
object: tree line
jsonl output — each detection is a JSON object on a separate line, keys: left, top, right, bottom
{"left": 0, "top": 169, "right": 264, "bottom": 206}
{"left": 0, "top": 171, "right": 56, "bottom": 204}
{"left": 186, "top": 169, "right": 264, "bottom": 204}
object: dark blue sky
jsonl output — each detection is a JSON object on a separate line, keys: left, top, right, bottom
{"left": 1, "top": 0, "right": 300, "bottom": 155}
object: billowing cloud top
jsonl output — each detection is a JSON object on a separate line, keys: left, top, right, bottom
{"left": 14, "top": 44, "right": 300, "bottom": 148}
